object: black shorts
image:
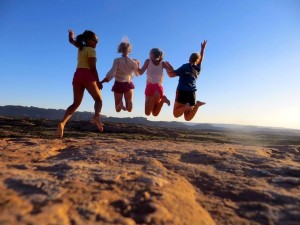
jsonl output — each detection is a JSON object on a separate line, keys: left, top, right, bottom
{"left": 175, "top": 90, "right": 196, "bottom": 106}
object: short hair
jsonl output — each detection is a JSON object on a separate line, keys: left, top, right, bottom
{"left": 189, "top": 53, "right": 200, "bottom": 64}
{"left": 118, "top": 42, "right": 132, "bottom": 54}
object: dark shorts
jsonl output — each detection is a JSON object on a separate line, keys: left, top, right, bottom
{"left": 112, "top": 81, "right": 135, "bottom": 93}
{"left": 72, "top": 68, "right": 97, "bottom": 88}
{"left": 175, "top": 90, "right": 196, "bottom": 106}
{"left": 145, "top": 83, "right": 164, "bottom": 97}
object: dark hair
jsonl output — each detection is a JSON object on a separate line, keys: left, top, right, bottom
{"left": 150, "top": 48, "right": 163, "bottom": 62}
{"left": 189, "top": 53, "right": 200, "bottom": 64}
{"left": 76, "top": 30, "right": 96, "bottom": 50}
{"left": 118, "top": 42, "right": 132, "bottom": 54}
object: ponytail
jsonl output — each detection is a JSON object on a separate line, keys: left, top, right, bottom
{"left": 75, "top": 34, "right": 85, "bottom": 50}
{"left": 75, "top": 30, "right": 96, "bottom": 50}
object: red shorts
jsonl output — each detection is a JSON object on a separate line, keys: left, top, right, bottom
{"left": 111, "top": 81, "right": 135, "bottom": 93}
{"left": 145, "top": 83, "right": 164, "bottom": 97}
{"left": 72, "top": 68, "right": 97, "bottom": 88}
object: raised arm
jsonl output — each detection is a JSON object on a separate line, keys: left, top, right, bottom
{"left": 136, "top": 59, "right": 150, "bottom": 75}
{"left": 68, "top": 29, "right": 78, "bottom": 48}
{"left": 198, "top": 40, "right": 207, "bottom": 66}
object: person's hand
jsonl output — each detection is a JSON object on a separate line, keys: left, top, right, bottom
{"left": 164, "top": 61, "right": 174, "bottom": 71}
{"left": 68, "top": 29, "right": 75, "bottom": 39}
{"left": 201, "top": 40, "right": 207, "bottom": 50}
{"left": 97, "top": 81, "right": 103, "bottom": 90}
{"left": 164, "top": 61, "right": 171, "bottom": 66}
{"left": 132, "top": 59, "right": 140, "bottom": 67}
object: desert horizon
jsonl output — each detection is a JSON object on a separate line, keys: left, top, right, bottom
{"left": 1, "top": 1, "right": 299, "bottom": 224}
{"left": 1, "top": 105, "right": 299, "bottom": 132}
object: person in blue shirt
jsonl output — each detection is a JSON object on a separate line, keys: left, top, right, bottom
{"left": 168, "top": 40, "right": 207, "bottom": 121}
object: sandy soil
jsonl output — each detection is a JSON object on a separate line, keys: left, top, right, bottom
{"left": 0, "top": 120, "right": 299, "bottom": 225}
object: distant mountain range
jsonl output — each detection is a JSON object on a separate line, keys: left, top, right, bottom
{"left": 0, "top": 105, "right": 299, "bottom": 134}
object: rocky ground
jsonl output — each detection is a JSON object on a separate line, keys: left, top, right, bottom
{"left": 0, "top": 117, "right": 299, "bottom": 225}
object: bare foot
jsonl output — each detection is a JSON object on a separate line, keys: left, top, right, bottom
{"left": 162, "top": 95, "right": 170, "bottom": 106}
{"left": 93, "top": 116, "right": 104, "bottom": 132}
{"left": 196, "top": 101, "right": 206, "bottom": 107}
{"left": 57, "top": 122, "right": 64, "bottom": 139}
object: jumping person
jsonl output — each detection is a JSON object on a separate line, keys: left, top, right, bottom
{"left": 137, "top": 48, "right": 174, "bottom": 116}
{"left": 168, "top": 40, "right": 208, "bottom": 121}
{"left": 100, "top": 38, "right": 139, "bottom": 112}
{"left": 57, "top": 29, "right": 103, "bottom": 138}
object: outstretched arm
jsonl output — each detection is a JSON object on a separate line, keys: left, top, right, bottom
{"left": 198, "top": 40, "right": 207, "bottom": 66}
{"left": 137, "top": 59, "right": 150, "bottom": 75}
{"left": 163, "top": 61, "right": 176, "bottom": 77}
{"left": 99, "top": 77, "right": 109, "bottom": 84}
{"left": 100, "top": 59, "right": 118, "bottom": 84}
{"left": 68, "top": 29, "right": 78, "bottom": 48}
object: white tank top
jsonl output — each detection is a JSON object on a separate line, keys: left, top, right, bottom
{"left": 146, "top": 59, "right": 164, "bottom": 85}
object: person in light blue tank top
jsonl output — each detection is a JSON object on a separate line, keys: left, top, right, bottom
{"left": 168, "top": 40, "right": 207, "bottom": 121}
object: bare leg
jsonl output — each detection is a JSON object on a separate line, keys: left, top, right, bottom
{"left": 145, "top": 96, "right": 153, "bottom": 116}
{"left": 184, "top": 101, "right": 206, "bottom": 121}
{"left": 173, "top": 101, "right": 190, "bottom": 118}
{"left": 124, "top": 89, "right": 133, "bottom": 112}
{"left": 86, "top": 82, "right": 103, "bottom": 131}
{"left": 152, "top": 95, "right": 170, "bottom": 116}
{"left": 58, "top": 85, "right": 85, "bottom": 138}
{"left": 114, "top": 92, "right": 125, "bottom": 112}
{"left": 145, "top": 92, "right": 159, "bottom": 116}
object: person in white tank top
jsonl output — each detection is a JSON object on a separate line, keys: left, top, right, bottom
{"left": 146, "top": 59, "right": 164, "bottom": 85}
{"left": 137, "top": 48, "right": 174, "bottom": 116}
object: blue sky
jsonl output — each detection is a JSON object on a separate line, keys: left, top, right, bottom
{"left": 1, "top": 0, "right": 300, "bottom": 129}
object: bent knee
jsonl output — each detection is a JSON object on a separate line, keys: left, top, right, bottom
{"left": 71, "top": 103, "right": 81, "bottom": 110}
{"left": 173, "top": 111, "right": 182, "bottom": 118}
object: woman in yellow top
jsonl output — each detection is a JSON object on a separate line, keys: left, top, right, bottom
{"left": 57, "top": 30, "right": 103, "bottom": 138}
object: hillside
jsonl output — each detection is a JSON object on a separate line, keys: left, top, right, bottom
{"left": 1, "top": 105, "right": 299, "bottom": 136}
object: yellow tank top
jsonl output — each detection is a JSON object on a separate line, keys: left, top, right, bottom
{"left": 77, "top": 46, "right": 96, "bottom": 69}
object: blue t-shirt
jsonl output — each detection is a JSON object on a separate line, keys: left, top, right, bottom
{"left": 175, "top": 63, "right": 201, "bottom": 91}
